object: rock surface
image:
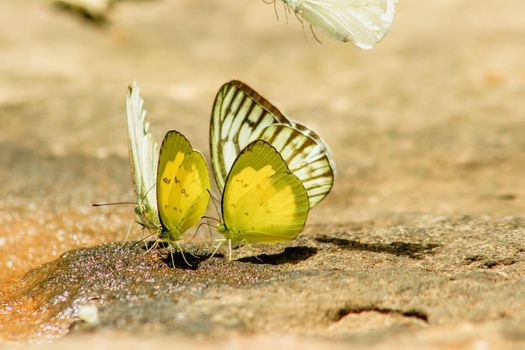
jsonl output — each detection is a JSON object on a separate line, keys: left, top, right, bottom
{"left": 0, "top": 0, "right": 524, "bottom": 348}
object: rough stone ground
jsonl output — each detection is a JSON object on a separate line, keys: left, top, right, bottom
{"left": 0, "top": 0, "right": 524, "bottom": 348}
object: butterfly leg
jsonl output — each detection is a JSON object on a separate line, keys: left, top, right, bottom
{"left": 175, "top": 241, "right": 193, "bottom": 267}
{"left": 119, "top": 220, "right": 134, "bottom": 250}
{"left": 128, "top": 231, "right": 156, "bottom": 251}
{"left": 210, "top": 238, "right": 225, "bottom": 259}
{"left": 228, "top": 239, "right": 232, "bottom": 262}
{"left": 170, "top": 249, "right": 176, "bottom": 268}
{"left": 187, "top": 248, "right": 199, "bottom": 259}
{"left": 145, "top": 239, "right": 159, "bottom": 254}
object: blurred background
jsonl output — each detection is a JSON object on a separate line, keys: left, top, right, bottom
{"left": 0, "top": 0, "right": 524, "bottom": 290}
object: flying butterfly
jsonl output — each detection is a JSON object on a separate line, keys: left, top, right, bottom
{"left": 127, "top": 82, "right": 161, "bottom": 230}
{"left": 210, "top": 80, "right": 335, "bottom": 208}
{"left": 156, "top": 130, "right": 211, "bottom": 246}
{"left": 280, "top": 0, "right": 397, "bottom": 49}
{"left": 215, "top": 140, "right": 310, "bottom": 260}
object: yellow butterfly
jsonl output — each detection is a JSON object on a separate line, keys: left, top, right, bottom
{"left": 214, "top": 140, "right": 310, "bottom": 260}
{"left": 156, "top": 130, "right": 211, "bottom": 248}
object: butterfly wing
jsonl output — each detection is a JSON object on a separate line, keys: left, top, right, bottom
{"left": 157, "top": 131, "right": 211, "bottom": 239}
{"left": 210, "top": 80, "right": 288, "bottom": 193}
{"left": 258, "top": 125, "right": 334, "bottom": 207}
{"left": 283, "top": 0, "right": 397, "bottom": 49}
{"left": 221, "top": 140, "right": 309, "bottom": 244}
{"left": 127, "top": 82, "right": 160, "bottom": 229}
{"left": 210, "top": 80, "right": 335, "bottom": 207}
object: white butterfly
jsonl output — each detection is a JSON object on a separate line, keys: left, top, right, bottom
{"left": 210, "top": 80, "right": 336, "bottom": 208}
{"left": 281, "top": 0, "right": 397, "bottom": 49}
{"left": 126, "top": 82, "right": 161, "bottom": 230}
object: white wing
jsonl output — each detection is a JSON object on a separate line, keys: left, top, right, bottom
{"left": 258, "top": 124, "right": 335, "bottom": 207}
{"left": 283, "top": 0, "right": 397, "bottom": 49}
{"left": 210, "top": 80, "right": 335, "bottom": 208}
{"left": 127, "top": 82, "right": 160, "bottom": 229}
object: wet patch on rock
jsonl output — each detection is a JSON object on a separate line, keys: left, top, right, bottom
{"left": 1, "top": 216, "right": 524, "bottom": 344}
{"left": 0, "top": 242, "right": 282, "bottom": 341}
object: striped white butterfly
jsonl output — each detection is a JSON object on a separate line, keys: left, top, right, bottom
{"left": 281, "top": 0, "right": 397, "bottom": 49}
{"left": 127, "top": 82, "right": 161, "bottom": 230}
{"left": 210, "top": 80, "right": 335, "bottom": 208}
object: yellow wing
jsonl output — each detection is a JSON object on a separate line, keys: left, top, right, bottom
{"left": 157, "top": 130, "right": 211, "bottom": 242}
{"left": 220, "top": 140, "right": 309, "bottom": 244}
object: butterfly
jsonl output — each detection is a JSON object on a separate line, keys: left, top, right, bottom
{"left": 127, "top": 83, "right": 210, "bottom": 249}
{"left": 215, "top": 140, "right": 310, "bottom": 260}
{"left": 156, "top": 130, "right": 211, "bottom": 245}
{"left": 126, "top": 82, "right": 161, "bottom": 230}
{"left": 210, "top": 80, "right": 335, "bottom": 209}
{"left": 280, "top": 0, "right": 397, "bottom": 49}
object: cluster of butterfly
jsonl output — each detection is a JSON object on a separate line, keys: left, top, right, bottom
{"left": 126, "top": 81, "right": 335, "bottom": 260}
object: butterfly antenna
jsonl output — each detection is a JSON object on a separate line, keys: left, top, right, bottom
{"left": 207, "top": 189, "right": 222, "bottom": 221}
{"left": 202, "top": 216, "right": 220, "bottom": 222}
{"left": 200, "top": 216, "right": 220, "bottom": 241}
{"left": 188, "top": 221, "right": 215, "bottom": 243}
{"left": 144, "top": 183, "right": 156, "bottom": 197}
{"left": 207, "top": 189, "right": 221, "bottom": 202}
{"left": 92, "top": 201, "right": 136, "bottom": 207}
{"left": 139, "top": 183, "right": 157, "bottom": 204}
